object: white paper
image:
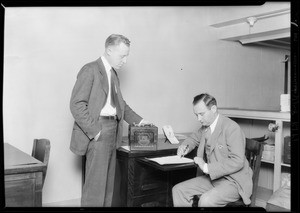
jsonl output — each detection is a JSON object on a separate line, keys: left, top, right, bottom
{"left": 146, "top": 155, "right": 194, "bottom": 165}
{"left": 120, "top": 145, "right": 130, "bottom": 151}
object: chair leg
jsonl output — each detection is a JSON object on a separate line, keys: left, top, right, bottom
{"left": 192, "top": 195, "right": 200, "bottom": 207}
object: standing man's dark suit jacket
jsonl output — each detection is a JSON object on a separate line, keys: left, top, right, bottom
{"left": 70, "top": 57, "right": 142, "bottom": 156}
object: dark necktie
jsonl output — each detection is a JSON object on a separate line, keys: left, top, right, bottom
{"left": 204, "top": 127, "right": 211, "bottom": 162}
{"left": 110, "top": 69, "right": 121, "bottom": 120}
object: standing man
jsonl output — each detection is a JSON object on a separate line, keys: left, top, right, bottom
{"left": 70, "top": 34, "right": 149, "bottom": 207}
{"left": 172, "top": 93, "right": 253, "bottom": 207}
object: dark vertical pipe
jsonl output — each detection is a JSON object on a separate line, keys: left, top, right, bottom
{"left": 284, "top": 55, "right": 289, "bottom": 94}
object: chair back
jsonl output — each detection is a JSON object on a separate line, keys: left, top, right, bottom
{"left": 245, "top": 138, "right": 265, "bottom": 207}
{"left": 32, "top": 139, "right": 51, "bottom": 186}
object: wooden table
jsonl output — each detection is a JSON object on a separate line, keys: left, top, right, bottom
{"left": 112, "top": 134, "right": 197, "bottom": 207}
{"left": 4, "top": 143, "right": 46, "bottom": 207}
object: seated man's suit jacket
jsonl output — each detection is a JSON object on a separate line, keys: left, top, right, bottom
{"left": 182, "top": 114, "right": 253, "bottom": 205}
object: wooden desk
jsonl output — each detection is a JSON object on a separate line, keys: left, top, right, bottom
{"left": 4, "top": 143, "right": 46, "bottom": 207}
{"left": 113, "top": 134, "right": 197, "bottom": 207}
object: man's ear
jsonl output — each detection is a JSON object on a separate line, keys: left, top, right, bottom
{"left": 211, "top": 105, "right": 217, "bottom": 113}
{"left": 106, "top": 47, "right": 112, "bottom": 56}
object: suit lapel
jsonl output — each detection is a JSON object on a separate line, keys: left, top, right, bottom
{"left": 96, "top": 57, "right": 108, "bottom": 95}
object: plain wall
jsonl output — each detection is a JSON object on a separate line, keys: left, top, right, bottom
{"left": 3, "top": 2, "right": 290, "bottom": 204}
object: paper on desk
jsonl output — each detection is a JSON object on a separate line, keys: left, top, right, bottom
{"left": 120, "top": 145, "right": 130, "bottom": 151}
{"left": 146, "top": 155, "right": 194, "bottom": 165}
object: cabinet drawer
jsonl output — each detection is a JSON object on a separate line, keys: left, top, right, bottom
{"left": 5, "top": 172, "right": 42, "bottom": 207}
{"left": 132, "top": 192, "right": 168, "bottom": 207}
{"left": 130, "top": 161, "right": 168, "bottom": 196}
{"left": 5, "top": 175, "right": 36, "bottom": 207}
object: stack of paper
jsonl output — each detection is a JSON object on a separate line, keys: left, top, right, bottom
{"left": 146, "top": 155, "right": 194, "bottom": 165}
{"left": 280, "top": 94, "right": 290, "bottom": 112}
{"left": 120, "top": 145, "right": 130, "bottom": 151}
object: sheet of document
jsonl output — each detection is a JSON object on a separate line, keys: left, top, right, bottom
{"left": 120, "top": 145, "right": 130, "bottom": 151}
{"left": 146, "top": 155, "right": 194, "bottom": 165}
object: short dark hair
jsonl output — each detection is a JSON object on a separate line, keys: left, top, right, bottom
{"left": 105, "top": 34, "right": 130, "bottom": 48}
{"left": 193, "top": 93, "right": 217, "bottom": 109}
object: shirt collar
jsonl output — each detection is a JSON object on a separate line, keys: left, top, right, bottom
{"left": 209, "top": 113, "right": 219, "bottom": 134}
{"left": 101, "top": 56, "right": 112, "bottom": 73}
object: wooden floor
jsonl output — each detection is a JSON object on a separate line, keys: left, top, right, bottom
{"left": 43, "top": 198, "right": 81, "bottom": 207}
{"left": 255, "top": 186, "right": 273, "bottom": 209}
{"left": 42, "top": 188, "right": 274, "bottom": 209}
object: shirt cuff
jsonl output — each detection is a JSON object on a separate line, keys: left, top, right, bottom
{"left": 138, "top": 119, "right": 144, "bottom": 125}
{"left": 203, "top": 163, "right": 209, "bottom": 174}
{"left": 95, "top": 131, "right": 101, "bottom": 141}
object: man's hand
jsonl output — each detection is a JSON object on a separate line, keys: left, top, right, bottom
{"left": 194, "top": 157, "right": 206, "bottom": 171}
{"left": 177, "top": 144, "right": 189, "bottom": 157}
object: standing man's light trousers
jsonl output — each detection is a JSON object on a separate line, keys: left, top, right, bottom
{"left": 81, "top": 118, "right": 118, "bottom": 207}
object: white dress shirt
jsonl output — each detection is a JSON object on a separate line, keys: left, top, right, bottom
{"left": 100, "top": 56, "right": 117, "bottom": 116}
{"left": 94, "top": 56, "right": 144, "bottom": 140}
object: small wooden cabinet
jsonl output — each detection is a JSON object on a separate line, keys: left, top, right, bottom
{"left": 113, "top": 136, "right": 197, "bottom": 207}
{"left": 119, "top": 156, "right": 169, "bottom": 207}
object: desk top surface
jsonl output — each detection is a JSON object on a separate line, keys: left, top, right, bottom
{"left": 4, "top": 143, "right": 43, "bottom": 170}
{"left": 137, "top": 157, "right": 197, "bottom": 172}
{"left": 117, "top": 133, "right": 197, "bottom": 171}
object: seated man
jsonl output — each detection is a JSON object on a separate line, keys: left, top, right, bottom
{"left": 172, "top": 93, "right": 253, "bottom": 207}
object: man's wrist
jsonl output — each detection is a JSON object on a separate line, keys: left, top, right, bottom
{"left": 138, "top": 119, "right": 144, "bottom": 125}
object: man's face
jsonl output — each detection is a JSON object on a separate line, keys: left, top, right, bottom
{"left": 193, "top": 101, "right": 216, "bottom": 127}
{"left": 107, "top": 42, "right": 130, "bottom": 70}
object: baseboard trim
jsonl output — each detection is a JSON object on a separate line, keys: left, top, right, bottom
{"left": 255, "top": 198, "right": 267, "bottom": 209}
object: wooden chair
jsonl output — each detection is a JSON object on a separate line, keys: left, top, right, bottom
{"left": 192, "top": 136, "right": 267, "bottom": 207}
{"left": 31, "top": 139, "right": 51, "bottom": 187}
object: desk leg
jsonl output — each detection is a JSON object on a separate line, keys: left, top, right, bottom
{"left": 167, "top": 171, "right": 173, "bottom": 207}
{"left": 273, "top": 120, "right": 283, "bottom": 192}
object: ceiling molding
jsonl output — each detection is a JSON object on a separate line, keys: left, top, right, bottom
{"left": 211, "top": 8, "right": 290, "bottom": 50}
{"left": 211, "top": 8, "right": 290, "bottom": 28}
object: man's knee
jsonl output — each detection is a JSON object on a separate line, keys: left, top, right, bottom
{"left": 172, "top": 183, "right": 182, "bottom": 195}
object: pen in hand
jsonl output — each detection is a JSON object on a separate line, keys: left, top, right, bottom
{"left": 181, "top": 145, "right": 189, "bottom": 158}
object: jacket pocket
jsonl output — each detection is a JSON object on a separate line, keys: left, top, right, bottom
{"left": 217, "top": 143, "right": 229, "bottom": 158}
{"left": 71, "top": 129, "right": 90, "bottom": 155}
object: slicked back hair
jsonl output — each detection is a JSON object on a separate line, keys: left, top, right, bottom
{"left": 105, "top": 34, "right": 130, "bottom": 48}
{"left": 193, "top": 93, "right": 217, "bottom": 109}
